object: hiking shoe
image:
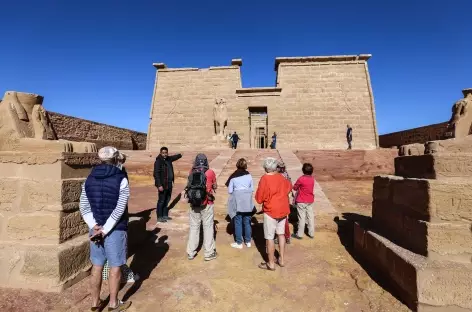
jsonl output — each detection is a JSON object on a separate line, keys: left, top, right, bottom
{"left": 245, "top": 242, "right": 252, "bottom": 248}
{"left": 204, "top": 251, "right": 218, "bottom": 261}
{"left": 157, "top": 218, "right": 167, "bottom": 223}
{"left": 307, "top": 235, "right": 314, "bottom": 239}
{"left": 231, "top": 243, "right": 243, "bottom": 249}
{"left": 291, "top": 234, "right": 302, "bottom": 240}
{"left": 164, "top": 216, "right": 173, "bottom": 221}
{"left": 274, "top": 237, "right": 279, "bottom": 245}
{"left": 108, "top": 300, "right": 131, "bottom": 311}
{"left": 188, "top": 254, "right": 195, "bottom": 260}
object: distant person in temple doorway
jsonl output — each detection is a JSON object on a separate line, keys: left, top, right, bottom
{"left": 270, "top": 132, "right": 277, "bottom": 149}
{"left": 346, "top": 125, "right": 353, "bottom": 150}
{"left": 231, "top": 131, "right": 240, "bottom": 149}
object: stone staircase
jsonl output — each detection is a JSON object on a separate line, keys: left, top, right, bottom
{"left": 278, "top": 150, "right": 338, "bottom": 231}
{"left": 213, "top": 149, "right": 280, "bottom": 219}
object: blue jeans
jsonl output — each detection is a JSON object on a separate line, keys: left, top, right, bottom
{"left": 234, "top": 212, "right": 252, "bottom": 244}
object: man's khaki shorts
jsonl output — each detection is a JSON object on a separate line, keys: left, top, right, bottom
{"left": 263, "top": 213, "right": 286, "bottom": 240}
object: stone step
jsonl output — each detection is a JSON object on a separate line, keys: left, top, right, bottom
{"left": 354, "top": 223, "right": 472, "bottom": 311}
{"left": 278, "top": 150, "right": 337, "bottom": 216}
{"left": 373, "top": 175, "right": 472, "bottom": 222}
{"left": 395, "top": 153, "right": 472, "bottom": 179}
{"left": 372, "top": 201, "right": 472, "bottom": 261}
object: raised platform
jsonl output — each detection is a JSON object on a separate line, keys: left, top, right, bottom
{"left": 354, "top": 223, "right": 472, "bottom": 312}
{"left": 395, "top": 153, "right": 472, "bottom": 179}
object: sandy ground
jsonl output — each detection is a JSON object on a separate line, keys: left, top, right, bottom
{"left": 0, "top": 154, "right": 410, "bottom": 312}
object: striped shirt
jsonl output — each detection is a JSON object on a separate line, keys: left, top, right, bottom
{"left": 79, "top": 177, "right": 130, "bottom": 235}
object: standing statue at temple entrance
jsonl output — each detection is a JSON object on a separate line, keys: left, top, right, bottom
{"left": 213, "top": 98, "right": 228, "bottom": 138}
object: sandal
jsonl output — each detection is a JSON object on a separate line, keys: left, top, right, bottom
{"left": 276, "top": 260, "right": 285, "bottom": 267}
{"left": 258, "top": 262, "right": 275, "bottom": 271}
{"left": 108, "top": 300, "right": 132, "bottom": 311}
{"left": 91, "top": 299, "right": 105, "bottom": 311}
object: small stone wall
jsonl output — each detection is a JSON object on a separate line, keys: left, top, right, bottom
{"left": 295, "top": 149, "right": 398, "bottom": 181}
{"left": 49, "top": 112, "right": 147, "bottom": 150}
{"left": 379, "top": 122, "right": 448, "bottom": 148}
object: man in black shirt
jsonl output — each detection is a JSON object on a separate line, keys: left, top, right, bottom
{"left": 153, "top": 147, "right": 182, "bottom": 222}
{"left": 346, "top": 125, "right": 353, "bottom": 150}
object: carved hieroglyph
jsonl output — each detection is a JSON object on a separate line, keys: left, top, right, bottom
{"left": 445, "top": 89, "right": 472, "bottom": 139}
{"left": 213, "top": 98, "right": 228, "bottom": 137}
{"left": 0, "top": 91, "right": 97, "bottom": 153}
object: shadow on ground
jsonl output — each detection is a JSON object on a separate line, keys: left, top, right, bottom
{"left": 334, "top": 212, "right": 409, "bottom": 308}
{"left": 123, "top": 235, "right": 169, "bottom": 301}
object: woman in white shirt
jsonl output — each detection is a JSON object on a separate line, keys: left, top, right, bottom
{"left": 226, "top": 158, "right": 254, "bottom": 249}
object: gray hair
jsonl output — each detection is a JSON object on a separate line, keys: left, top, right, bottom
{"left": 263, "top": 157, "right": 279, "bottom": 173}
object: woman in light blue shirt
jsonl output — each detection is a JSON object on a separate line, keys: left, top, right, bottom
{"left": 225, "top": 158, "right": 254, "bottom": 248}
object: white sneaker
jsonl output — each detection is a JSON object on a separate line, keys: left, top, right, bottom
{"left": 245, "top": 242, "right": 251, "bottom": 248}
{"left": 231, "top": 243, "right": 243, "bottom": 249}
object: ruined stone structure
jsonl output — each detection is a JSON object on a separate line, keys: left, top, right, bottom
{"left": 379, "top": 122, "right": 448, "bottom": 148}
{"left": 0, "top": 91, "right": 99, "bottom": 291}
{"left": 147, "top": 55, "right": 379, "bottom": 150}
{"left": 380, "top": 88, "right": 472, "bottom": 148}
{"left": 48, "top": 112, "right": 147, "bottom": 150}
{"left": 0, "top": 91, "right": 97, "bottom": 153}
{"left": 354, "top": 140, "right": 472, "bottom": 311}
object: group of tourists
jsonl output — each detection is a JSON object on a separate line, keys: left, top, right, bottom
{"left": 225, "top": 157, "right": 316, "bottom": 270}
{"left": 79, "top": 143, "right": 316, "bottom": 311}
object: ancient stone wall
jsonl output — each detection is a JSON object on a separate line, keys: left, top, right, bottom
{"left": 295, "top": 149, "right": 397, "bottom": 181}
{"left": 275, "top": 55, "right": 378, "bottom": 149}
{"left": 147, "top": 65, "right": 243, "bottom": 151}
{"left": 49, "top": 112, "right": 146, "bottom": 150}
{"left": 379, "top": 122, "right": 448, "bottom": 148}
{"left": 147, "top": 55, "right": 379, "bottom": 150}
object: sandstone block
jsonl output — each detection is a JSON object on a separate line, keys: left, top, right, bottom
{"left": 0, "top": 152, "right": 96, "bottom": 180}
{"left": 0, "top": 235, "right": 90, "bottom": 292}
{"left": 395, "top": 154, "right": 472, "bottom": 179}
{"left": 0, "top": 178, "right": 84, "bottom": 212}
{"left": 6, "top": 210, "right": 87, "bottom": 243}
{"left": 372, "top": 202, "right": 472, "bottom": 259}
{"left": 354, "top": 223, "right": 472, "bottom": 311}
{"left": 373, "top": 175, "right": 472, "bottom": 222}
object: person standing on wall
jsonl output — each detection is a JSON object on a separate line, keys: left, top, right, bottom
{"left": 270, "top": 132, "right": 277, "bottom": 149}
{"left": 79, "top": 146, "right": 131, "bottom": 312}
{"left": 153, "top": 147, "right": 182, "bottom": 223}
{"left": 231, "top": 131, "right": 240, "bottom": 149}
{"left": 346, "top": 124, "right": 353, "bottom": 150}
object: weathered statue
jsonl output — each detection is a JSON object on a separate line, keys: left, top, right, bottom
{"left": 445, "top": 88, "right": 472, "bottom": 139}
{"left": 0, "top": 91, "right": 97, "bottom": 153}
{"left": 213, "top": 98, "right": 228, "bottom": 138}
{"left": 398, "top": 143, "right": 425, "bottom": 156}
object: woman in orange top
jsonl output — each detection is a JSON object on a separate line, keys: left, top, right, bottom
{"left": 255, "top": 157, "right": 292, "bottom": 271}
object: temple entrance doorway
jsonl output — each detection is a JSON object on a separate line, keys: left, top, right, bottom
{"left": 249, "top": 107, "right": 268, "bottom": 149}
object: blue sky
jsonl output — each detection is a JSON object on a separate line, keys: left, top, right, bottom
{"left": 1, "top": 0, "right": 470, "bottom": 134}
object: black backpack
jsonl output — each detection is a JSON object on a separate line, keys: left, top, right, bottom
{"left": 185, "top": 169, "right": 207, "bottom": 207}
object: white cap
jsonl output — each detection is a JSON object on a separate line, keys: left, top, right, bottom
{"left": 98, "top": 146, "right": 119, "bottom": 161}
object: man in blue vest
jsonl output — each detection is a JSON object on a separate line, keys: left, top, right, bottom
{"left": 80, "top": 146, "right": 131, "bottom": 312}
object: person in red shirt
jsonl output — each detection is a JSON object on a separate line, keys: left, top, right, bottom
{"left": 186, "top": 154, "right": 218, "bottom": 261}
{"left": 292, "top": 163, "right": 315, "bottom": 239}
{"left": 255, "top": 157, "right": 292, "bottom": 271}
